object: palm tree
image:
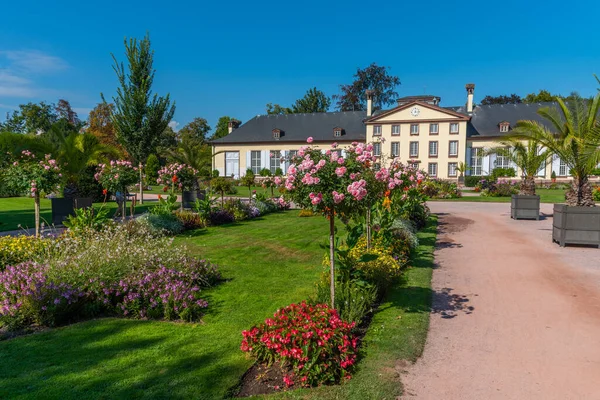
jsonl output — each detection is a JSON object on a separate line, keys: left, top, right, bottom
{"left": 512, "top": 94, "right": 600, "bottom": 206}
{"left": 486, "top": 140, "right": 551, "bottom": 195}
{"left": 164, "top": 137, "right": 213, "bottom": 179}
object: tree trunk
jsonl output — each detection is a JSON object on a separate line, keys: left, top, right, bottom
{"left": 34, "top": 192, "right": 40, "bottom": 237}
{"left": 139, "top": 164, "right": 144, "bottom": 205}
{"left": 329, "top": 211, "right": 335, "bottom": 309}
{"left": 122, "top": 196, "right": 127, "bottom": 222}
{"left": 566, "top": 176, "right": 595, "bottom": 207}
{"left": 519, "top": 177, "right": 536, "bottom": 196}
{"left": 366, "top": 207, "right": 371, "bottom": 251}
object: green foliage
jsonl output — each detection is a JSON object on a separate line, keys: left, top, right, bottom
{"left": 274, "top": 167, "right": 283, "bottom": 176}
{"left": 145, "top": 154, "right": 160, "bottom": 182}
{"left": 593, "top": 187, "right": 600, "bottom": 201}
{"left": 265, "top": 103, "right": 293, "bottom": 115}
{"left": 194, "top": 196, "right": 217, "bottom": 224}
{"left": 212, "top": 169, "right": 219, "bottom": 177}
{"left": 480, "top": 94, "right": 522, "bottom": 105}
{"left": 149, "top": 192, "right": 177, "bottom": 216}
{"left": 292, "top": 87, "right": 331, "bottom": 113}
{"left": 95, "top": 161, "right": 139, "bottom": 194}
{"left": 174, "top": 210, "right": 204, "bottom": 230}
{"left": 211, "top": 116, "right": 240, "bottom": 140}
{"left": 178, "top": 117, "right": 211, "bottom": 143}
{"left": 240, "top": 171, "right": 255, "bottom": 197}
{"left": 63, "top": 206, "right": 111, "bottom": 233}
{"left": 490, "top": 167, "right": 516, "bottom": 181}
{"left": 0, "top": 101, "right": 59, "bottom": 134}
{"left": 333, "top": 63, "right": 400, "bottom": 112}
{"left": 137, "top": 213, "right": 183, "bottom": 235}
{"left": 259, "top": 168, "right": 271, "bottom": 177}
{"left": 552, "top": 171, "right": 557, "bottom": 179}
{"left": 0, "top": 236, "right": 49, "bottom": 270}
{"left": 465, "top": 175, "right": 485, "bottom": 187}
{"left": 210, "top": 177, "right": 233, "bottom": 201}
{"left": 420, "top": 180, "right": 462, "bottom": 199}
{"left": 107, "top": 33, "right": 176, "bottom": 165}
{"left": 164, "top": 137, "right": 212, "bottom": 178}
{"left": 523, "top": 89, "right": 555, "bottom": 103}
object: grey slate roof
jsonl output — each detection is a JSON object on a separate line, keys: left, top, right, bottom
{"left": 211, "top": 111, "right": 367, "bottom": 144}
{"left": 455, "top": 102, "right": 560, "bottom": 138}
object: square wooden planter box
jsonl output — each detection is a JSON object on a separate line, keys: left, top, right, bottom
{"left": 51, "top": 197, "right": 93, "bottom": 225}
{"left": 511, "top": 195, "right": 540, "bottom": 220}
{"left": 552, "top": 204, "right": 600, "bottom": 248}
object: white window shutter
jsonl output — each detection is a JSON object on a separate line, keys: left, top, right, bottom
{"left": 465, "top": 147, "right": 472, "bottom": 176}
{"left": 280, "top": 151, "right": 287, "bottom": 175}
{"left": 489, "top": 153, "right": 497, "bottom": 171}
{"left": 551, "top": 154, "right": 560, "bottom": 175}
{"left": 245, "top": 151, "right": 251, "bottom": 175}
{"left": 482, "top": 154, "right": 490, "bottom": 176}
{"left": 341, "top": 149, "right": 347, "bottom": 158}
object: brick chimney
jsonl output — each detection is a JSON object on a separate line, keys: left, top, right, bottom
{"left": 366, "top": 90, "right": 374, "bottom": 117}
{"left": 228, "top": 119, "right": 241, "bottom": 134}
{"left": 465, "top": 83, "right": 475, "bottom": 114}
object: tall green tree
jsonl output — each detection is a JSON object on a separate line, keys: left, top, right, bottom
{"left": 179, "top": 117, "right": 211, "bottom": 142}
{"left": 266, "top": 103, "right": 293, "bottom": 115}
{"left": 523, "top": 90, "right": 554, "bottom": 103}
{"left": 105, "top": 33, "right": 176, "bottom": 203}
{"left": 480, "top": 94, "right": 522, "bottom": 105}
{"left": 333, "top": 63, "right": 400, "bottom": 111}
{"left": 292, "top": 87, "right": 331, "bottom": 113}
{"left": 1, "top": 102, "right": 58, "bottom": 134}
{"left": 512, "top": 93, "right": 600, "bottom": 206}
{"left": 211, "top": 116, "right": 240, "bottom": 140}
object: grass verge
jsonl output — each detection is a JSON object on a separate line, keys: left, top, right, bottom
{"left": 432, "top": 188, "right": 566, "bottom": 204}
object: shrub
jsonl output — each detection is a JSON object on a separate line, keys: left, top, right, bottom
{"left": 0, "top": 236, "right": 48, "bottom": 270}
{"left": 480, "top": 179, "right": 518, "bottom": 197}
{"left": 593, "top": 187, "right": 600, "bottom": 201}
{"left": 63, "top": 206, "right": 111, "bottom": 234}
{"left": 174, "top": 210, "right": 204, "bottom": 230}
{"left": 259, "top": 168, "right": 272, "bottom": 177}
{"left": 224, "top": 198, "right": 249, "bottom": 221}
{"left": 212, "top": 169, "right": 220, "bottom": 177}
{"left": 75, "top": 165, "right": 105, "bottom": 202}
{"left": 390, "top": 218, "right": 419, "bottom": 250}
{"left": 420, "top": 179, "right": 461, "bottom": 199}
{"left": 313, "top": 278, "right": 377, "bottom": 325}
{"left": 490, "top": 167, "right": 516, "bottom": 181}
{"left": 208, "top": 209, "right": 235, "bottom": 225}
{"left": 241, "top": 301, "right": 357, "bottom": 388}
{"left": 145, "top": 154, "right": 160, "bottom": 182}
{"left": 137, "top": 213, "right": 184, "bottom": 236}
{"left": 348, "top": 236, "right": 404, "bottom": 291}
{"left": 298, "top": 209, "right": 314, "bottom": 217}
{"left": 464, "top": 175, "right": 484, "bottom": 187}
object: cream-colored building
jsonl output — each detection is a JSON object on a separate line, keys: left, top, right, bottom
{"left": 212, "top": 84, "right": 570, "bottom": 179}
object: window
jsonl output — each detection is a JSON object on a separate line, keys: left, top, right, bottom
{"left": 410, "top": 162, "right": 420, "bottom": 169}
{"left": 392, "top": 125, "right": 400, "bottom": 135}
{"left": 251, "top": 150, "right": 262, "bottom": 174}
{"left": 225, "top": 151, "right": 240, "bottom": 178}
{"left": 334, "top": 129, "right": 342, "bottom": 137}
{"left": 429, "top": 123, "right": 439, "bottom": 135}
{"left": 288, "top": 150, "right": 298, "bottom": 160}
{"left": 429, "top": 141, "right": 438, "bottom": 157}
{"left": 270, "top": 150, "right": 281, "bottom": 174}
{"left": 272, "top": 129, "right": 281, "bottom": 139}
{"left": 373, "top": 143, "right": 381, "bottom": 156}
{"left": 410, "top": 124, "right": 419, "bottom": 135}
{"left": 471, "top": 147, "right": 483, "bottom": 175}
{"left": 450, "top": 123, "right": 459, "bottom": 134}
{"left": 428, "top": 163, "right": 438, "bottom": 177}
{"left": 391, "top": 142, "right": 400, "bottom": 157}
{"left": 449, "top": 140, "right": 459, "bottom": 157}
{"left": 537, "top": 147, "right": 546, "bottom": 177}
{"left": 373, "top": 125, "right": 382, "bottom": 136}
{"left": 499, "top": 122, "right": 510, "bottom": 133}
{"left": 496, "top": 147, "right": 510, "bottom": 169}
{"left": 448, "top": 162, "right": 458, "bottom": 177}
{"left": 332, "top": 149, "right": 342, "bottom": 158}
{"left": 409, "top": 141, "right": 419, "bottom": 157}
{"left": 374, "top": 163, "right": 381, "bottom": 170}
{"left": 559, "top": 159, "right": 568, "bottom": 176}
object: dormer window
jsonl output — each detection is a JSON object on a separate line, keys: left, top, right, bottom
{"left": 272, "top": 129, "right": 281, "bottom": 139}
{"left": 333, "top": 127, "right": 342, "bottom": 137}
{"left": 499, "top": 122, "right": 510, "bottom": 133}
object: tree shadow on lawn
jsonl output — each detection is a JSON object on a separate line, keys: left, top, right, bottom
{"left": 0, "top": 318, "right": 243, "bottom": 400}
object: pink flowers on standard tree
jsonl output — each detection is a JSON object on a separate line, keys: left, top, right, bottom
{"left": 284, "top": 140, "right": 379, "bottom": 307}
{"left": 157, "top": 163, "right": 199, "bottom": 192}
{"left": 95, "top": 160, "right": 139, "bottom": 219}
{"left": 5, "top": 151, "right": 62, "bottom": 236}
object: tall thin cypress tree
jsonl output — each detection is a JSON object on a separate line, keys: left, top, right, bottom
{"left": 104, "top": 33, "right": 175, "bottom": 203}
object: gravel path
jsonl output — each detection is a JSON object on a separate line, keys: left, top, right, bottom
{"left": 401, "top": 202, "right": 600, "bottom": 400}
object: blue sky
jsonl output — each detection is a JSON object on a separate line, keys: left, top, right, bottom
{"left": 1, "top": 0, "right": 599, "bottom": 133}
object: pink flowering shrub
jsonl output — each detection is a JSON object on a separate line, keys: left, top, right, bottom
{"left": 5, "top": 151, "right": 62, "bottom": 197}
{"left": 241, "top": 301, "right": 357, "bottom": 388}
{"left": 157, "top": 163, "right": 199, "bottom": 192}
{"left": 95, "top": 160, "right": 139, "bottom": 194}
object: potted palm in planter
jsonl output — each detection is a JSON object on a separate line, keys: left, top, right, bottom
{"left": 455, "top": 161, "right": 469, "bottom": 186}
{"left": 487, "top": 140, "right": 550, "bottom": 220}
{"left": 514, "top": 93, "right": 600, "bottom": 247}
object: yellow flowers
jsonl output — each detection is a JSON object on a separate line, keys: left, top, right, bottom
{"left": 382, "top": 197, "right": 392, "bottom": 209}
{"left": 0, "top": 235, "right": 47, "bottom": 269}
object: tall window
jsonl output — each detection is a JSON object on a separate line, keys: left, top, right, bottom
{"left": 373, "top": 125, "right": 382, "bottom": 136}
{"left": 449, "top": 140, "right": 459, "bottom": 156}
{"left": 448, "top": 162, "right": 458, "bottom": 177}
{"left": 559, "top": 159, "right": 568, "bottom": 176}
{"left": 288, "top": 150, "right": 298, "bottom": 160}
{"left": 429, "top": 141, "right": 438, "bottom": 157}
{"left": 429, "top": 123, "right": 439, "bottom": 135}
{"left": 373, "top": 143, "right": 381, "bottom": 156}
{"left": 392, "top": 125, "right": 400, "bottom": 135}
{"left": 428, "top": 163, "right": 437, "bottom": 177}
{"left": 391, "top": 142, "right": 400, "bottom": 157}
{"left": 409, "top": 141, "right": 419, "bottom": 157}
{"left": 251, "top": 150, "right": 261, "bottom": 174}
{"left": 270, "top": 150, "right": 281, "bottom": 174}
{"left": 496, "top": 147, "right": 510, "bottom": 169}
{"left": 410, "top": 124, "right": 419, "bottom": 135}
{"left": 450, "top": 123, "right": 459, "bottom": 134}
{"left": 471, "top": 147, "right": 483, "bottom": 175}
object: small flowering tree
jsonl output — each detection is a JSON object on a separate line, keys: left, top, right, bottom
{"left": 94, "top": 160, "right": 139, "bottom": 220}
{"left": 5, "top": 151, "right": 62, "bottom": 237}
{"left": 157, "top": 163, "right": 199, "bottom": 193}
{"left": 285, "top": 139, "right": 381, "bottom": 307}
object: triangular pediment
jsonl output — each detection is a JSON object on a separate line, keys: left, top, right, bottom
{"left": 366, "top": 101, "right": 470, "bottom": 124}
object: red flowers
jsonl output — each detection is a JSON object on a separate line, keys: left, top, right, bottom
{"left": 241, "top": 301, "right": 357, "bottom": 388}
{"left": 163, "top": 186, "right": 169, "bottom": 192}
{"left": 172, "top": 175, "right": 178, "bottom": 183}
{"left": 102, "top": 189, "right": 108, "bottom": 196}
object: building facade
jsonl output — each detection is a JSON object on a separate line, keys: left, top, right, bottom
{"left": 212, "top": 84, "right": 571, "bottom": 179}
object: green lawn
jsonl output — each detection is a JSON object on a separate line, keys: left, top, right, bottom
{"left": 140, "top": 186, "right": 275, "bottom": 198}
{"left": 435, "top": 188, "right": 567, "bottom": 204}
{"left": 0, "top": 197, "right": 155, "bottom": 232}
{"left": 0, "top": 213, "right": 437, "bottom": 399}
